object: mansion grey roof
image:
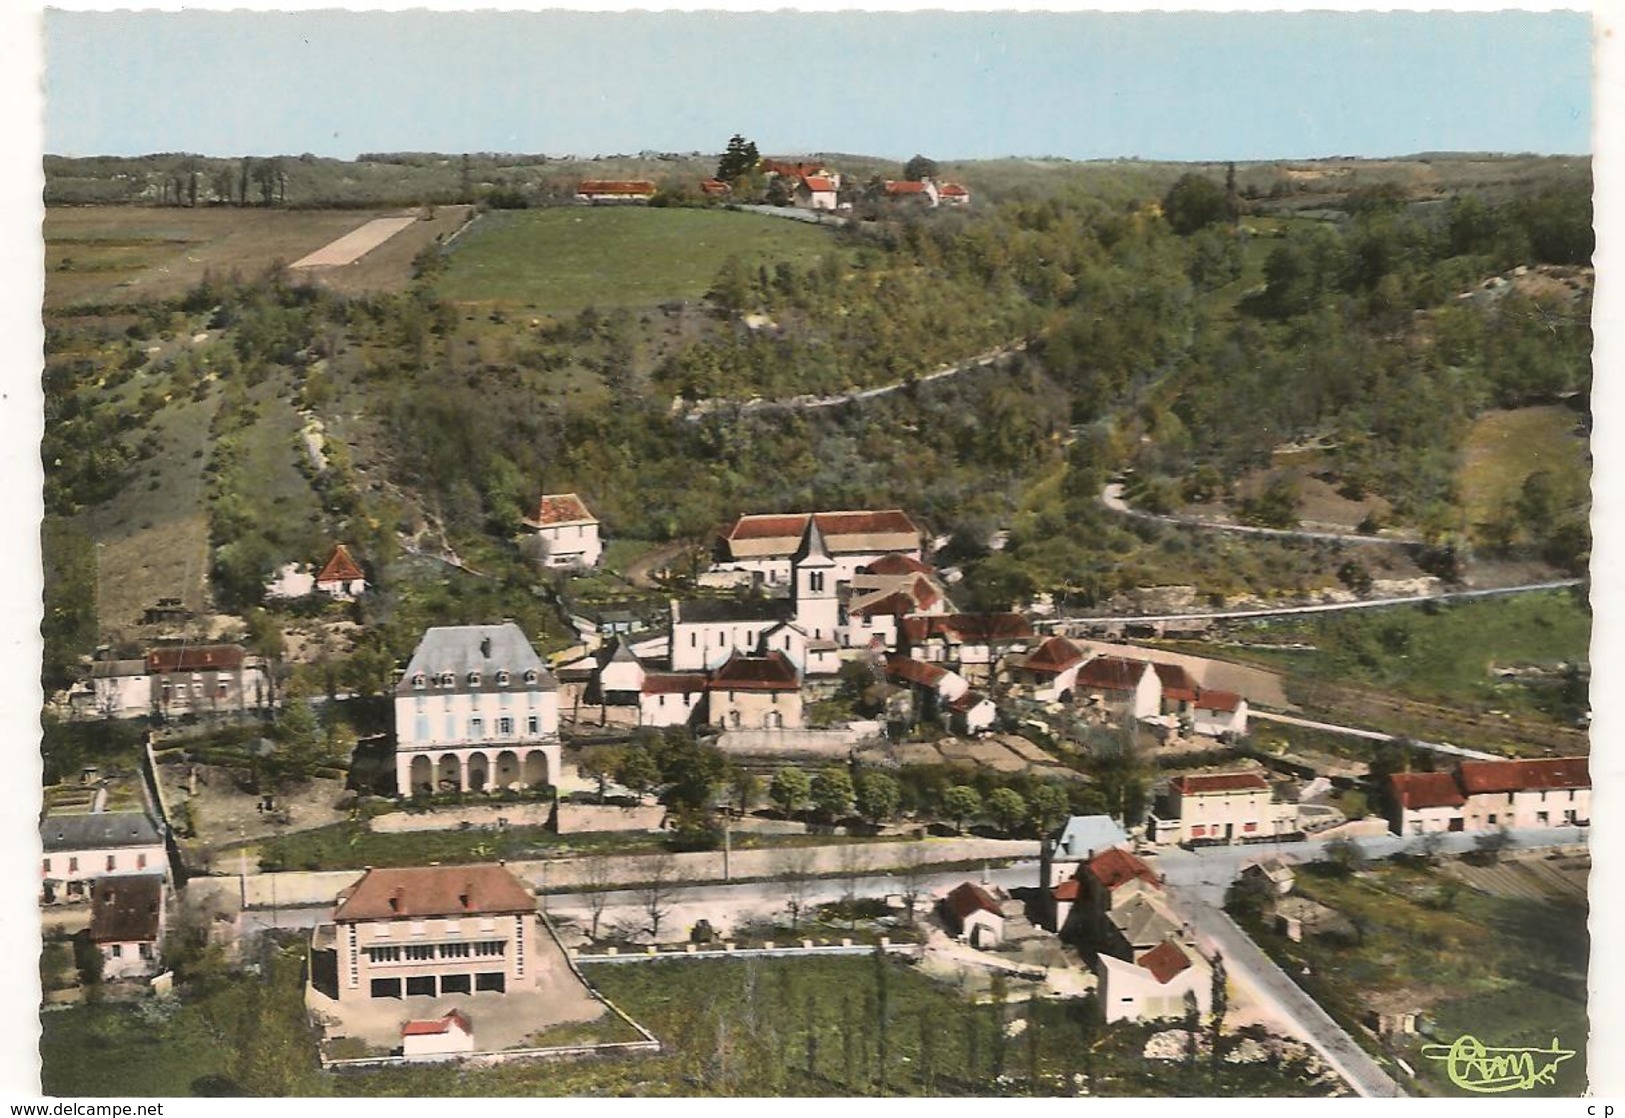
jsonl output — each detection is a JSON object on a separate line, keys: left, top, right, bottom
{"left": 42, "top": 811, "right": 164, "bottom": 852}
{"left": 673, "top": 598, "right": 797, "bottom": 626}
{"left": 397, "top": 623, "right": 556, "bottom": 696}
{"left": 1053, "top": 815, "right": 1129, "bottom": 860}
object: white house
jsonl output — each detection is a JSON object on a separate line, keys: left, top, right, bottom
{"left": 76, "top": 659, "right": 152, "bottom": 720}
{"left": 41, "top": 811, "right": 168, "bottom": 903}
{"left": 669, "top": 598, "right": 797, "bottom": 673}
{"left": 594, "top": 638, "right": 646, "bottom": 705}
{"left": 1045, "top": 815, "right": 1131, "bottom": 887}
{"left": 394, "top": 624, "right": 561, "bottom": 796}
{"left": 947, "top": 690, "right": 997, "bottom": 736}
{"left": 1010, "top": 636, "right": 1087, "bottom": 702}
{"left": 1074, "top": 656, "right": 1163, "bottom": 720}
{"left": 900, "top": 613, "right": 1034, "bottom": 669}
{"left": 942, "top": 882, "right": 1005, "bottom": 948}
{"left": 793, "top": 175, "right": 839, "bottom": 211}
{"left": 402, "top": 1010, "right": 476, "bottom": 1058}
{"left": 88, "top": 874, "right": 166, "bottom": 980}
{"left": 1457, "top": 757, "right": 1590, "bottom": 831}
{"left": 522, "top": 493, "right": 603, "bottom": 570}
{"left": 1386, "top": 771, "right": 1468, "bottom": 836}
{"left": 1098, "top": 940, "right": 1212, "bottom": 1025}
{"left": 638, "top": 674, "right": 707, "bottom": 728}
{"left": 1149, "top": 772, "right": 1297, "bottom": 845}
{"left": 314, "top": 544, "right": 368, "bottom": 600}
{"left": 1191, "top": 690, "right": 1248, "bottom": 737}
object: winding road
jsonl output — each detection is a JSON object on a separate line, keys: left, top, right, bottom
{"left": 1101, "top": 481, "right": 1420, "bottom": 547}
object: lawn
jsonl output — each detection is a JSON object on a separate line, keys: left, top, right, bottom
{"left": 1239, "top": 859, "right": 1589, "bottom": 1097}
{"left": 435, "top": 207, "right": 841, "bottom": 312}
{"left": 1228, "top": 588, "right": 1590, "bottom": 719}
{"left": 1458, "top": 405, "right": 1589, "bottom": 544}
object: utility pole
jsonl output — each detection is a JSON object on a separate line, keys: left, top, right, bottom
{"left": 723, "top": 818, "right": 732, "bottom": 883}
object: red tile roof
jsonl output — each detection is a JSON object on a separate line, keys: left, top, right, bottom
{"left": 760, "top": 159, "right": 827, "bottom": 179}
{"left": 403, "top": 1010, "right": 472, "bottom": 1037}
{"left": 886, "top": 655, "right": 950, "bottom": 688}
{"left": 1389, "top": 771, "right": 1467, "bottom": 811}
{"left": 1172, "top": 772, "right": 1270, "bottom": 796}
{"left": 1051, "top": 877, "right": 1081, "bottom": 901}
{"left": 709, "top": 651, "right": 800, "bottom": 691}
{"left": 1023, "top": 636, "right": 1085, "bottom": 675}
{"left": 800, "top": 176, "right": 836, "bottom": 193}
{"left": 861, "top": 554, "right": 933, "bottom": 576}
{"left": 908, "top": 576, "right": 941, "bottom": 611}
{"left": 726, "top": 510, "right": 919, "bottom": 543}
{"left": 577, "top": 180, "right": 657, "bottom": 195}
{"left": 316, "top": 544, "right": 364, "bottom": 584}
{"left": 334, "top": 864, "right": 536, "bottom": 922}
{"left": 146, "top": 645, "right": 244, "bottom": 673}
{"left": 700, "top": 178, "right": 732, "bottom": 195}
{"left": 948, "top": 689, "right": 990, "bottom": 714}
{"left": 944, "top": 881, "right": 1001, "bottom": 921}
{"left": 1152, "top": 663, "right": 1198, "bottom": 693}
{"left": 1137, "top": 940, "right": 1192, "bottom": 985}
{"left": 886, "top": 180, "right": 930, "bottom": 195}
{"left": 1195, "top": 689, "right": 1242, "bottom": 713}
{"left": 1086, "top": 848, "right": 1161, "bottom": 891}
{"left": 1076, "top": 656, "right": 1150, "bottom": 691}
{"left": 641, "top": 673, "right": 707, "bottom": 695}
{"left": 939, "top": 183, "right": 970, "bottom": 198}
{"left": 529, "top": 492, "right": 595, "bottom": 526}
{"left": 1457, "top": 757, "right": 1590, "bottom": 794}
{"left": 852, "top": 591, "right": 917, "bottom": 619}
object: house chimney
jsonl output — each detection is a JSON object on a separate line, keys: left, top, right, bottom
{"left": 480, "top": 636, "right": 492, "bottom": 659}
{"left": 389, "top": 887, "right": 403, "bottom": 913}
{"left": 460, "top": 884, "right": 472, "bottom": 910}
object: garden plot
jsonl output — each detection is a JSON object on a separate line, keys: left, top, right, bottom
{"left": 290, "top": 214, "right": 418, "bottom": 268}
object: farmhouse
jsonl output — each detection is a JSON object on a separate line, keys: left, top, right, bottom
{"left": 1457, "top": 756, "right": 1590, "bottom": 830}
{"left": 941, "top": 881, "right": 1005, "bottom": 948}
{"left": 40, "top": 811, "right": 167, "bottom": 903}
{"left": 314, "top": 544, "right": 367, "bottom": 600}
{"left": 1385, "top": 771, "right": 1467, "bottom": 835}
{"left": 88, "top": 874, "right": 167, "bottom": 981}
{"left": 711, "top": 509, "right": 923, "bottom": 587}
{"left": 946, "top": 690, "right": 997, "bottom": 736}
{"left": 884, "top": 180, "right": 939, "bottom": 207}
{"left": 1191, "top": 689, "right": 1248, "bottom": 737}
{"left": 938, "top": 182, "right": 972, "bottom": 207}
{"left": 575, "top": 180, "right": 657, "bottom": 204}
{"left": 146, "top": 644, "right": 269, "bottom": 717}
{"left": 73, "top": 657, "right": 152, "bottom": 719}
{"left": 1149, "top": 772, "right": 1298, "bottom": 845}
{"left": 1098, "top": 940, "right": 1212, "bottom": 1025}
{"left": 638, "top": 673, "right": 707, "bottom": 729}
{"left": 393, "top": 624, "right": 561, "bottom": 796}
{"left": 1044, "top": 814, "right": 1131, "bottom": 887}
{"left": 1009, "top": 636, "right": 1087, "bottom": 702}
{"left": 707, "top": 650, "right": 804, "bottom": 730}
{"left": 898, "top": 612, "right": 1034, "bottom": 669}
{"left": 793, "top": 175, "right": 839, "bottom": 211}
{"left": 1074, "top": 656, "right": 1162, "bottom": 720}
{"left": 522, "top": 492, "right": 603, "bottom": 570}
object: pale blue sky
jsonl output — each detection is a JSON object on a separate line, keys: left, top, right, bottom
{"left": 45, "top": 9, "right": 1591, "bottom": 161}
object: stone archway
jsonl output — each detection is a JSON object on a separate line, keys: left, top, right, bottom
{"left": 466, "top": 751, "right": 489, "bottom": 792}
{"left": 495, "top": 750, "right": 520, "bottom": 790}
{"left": 410, "top": 755, "right": 433, "bottom": 795}
{"left": 522, "top": 749, "right": 551, "bottom": 790}
{"left": 437, "top": 754, "right": 462, "bottom": 791}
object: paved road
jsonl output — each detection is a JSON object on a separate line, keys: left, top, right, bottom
{"left": 1101, "top": 481, "right": 1420, "bottom": 547}
{"left": 1154, "top": 827, "right": 1587, "bottom": 1097}
{"left": 1042, "top": 577, "right": 1584, "bottom": 629}
{"left": 1248, "top": 709, "right": 1502, "bottom": 761}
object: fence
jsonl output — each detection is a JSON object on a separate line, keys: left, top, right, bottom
{"left": 573, "top": 939, "right": 923, "bottom": 964}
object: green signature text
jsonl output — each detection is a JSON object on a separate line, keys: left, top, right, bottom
{"left": 1419, "top": 1034, "right": 1576, "bottom": 1093}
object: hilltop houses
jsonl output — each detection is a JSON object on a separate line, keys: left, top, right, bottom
{"left": 393, "top": 624, "right": 561, "bottom": 796}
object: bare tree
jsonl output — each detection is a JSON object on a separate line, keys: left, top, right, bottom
{"left": 774, "top": 846, "right": 817, "bottom": 932}
{"left": 581, "top": 854, "right": 613, "bottom": 940}
{"left": 897, "top": 840, "right": 931, "bottom": 926}
{"left": 837, "top": 842, "right": 868, "bottom": 930}
{"left": 640, "top": 851, "right": 680, "bottom": 940}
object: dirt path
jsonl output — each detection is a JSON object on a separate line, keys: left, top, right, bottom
{"left": 291, "top": 214, "right": 418, "bottom": 268}
{"left": 624, "top": 540, "right": 697, "bottom": 589}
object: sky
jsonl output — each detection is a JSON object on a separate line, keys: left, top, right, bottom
{"left": 44, "top": 8, "right": 1592, "bottom": 162}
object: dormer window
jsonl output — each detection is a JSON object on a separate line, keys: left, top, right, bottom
{"left": 412, "top": 673, "right": 426, "bottom": 689}
{"left": 496, "top": 669, "right": 510, "bottom": 686}
{"left": 467, "top": 671, "right": 482, "bottom": 687}
{"left": 523, "top": 669, "right": 538, "bottom": 685}
{"left": 439, "top": 672, "right": 455, "bottom": 687}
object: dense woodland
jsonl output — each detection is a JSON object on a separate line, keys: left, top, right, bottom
{"left": 40, "top": 158, "right": 1593, "bottom": 692}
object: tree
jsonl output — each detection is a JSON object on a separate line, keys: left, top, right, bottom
{"left": 1208, "top": 951, "right": 1228, "bottom": 1081}
{"left": 581, "top": 854, "right": 613, "bottom": 940}
{"left": 727, "top": 765, "right": 761, "bottom": 817}
{"left": 1027, "top": 782, "right": 1071, "bottom": 839}
{"left": 641, "top": 852, "right": 679, "bottom": 939}
{"left": 1162, "top": 173, "right": 1230, "bottom": 236}
{"left": 775, "top": 847, "right": 817, "bottom": 931}
{"left": 770, "top": 767, "right": 812, "bottom": 816}
{"left": 614, "top": 745, "right": 662, "bottom": 803}
{"left": 986, "top": 787, "right": 1028, "bottom": 835}
{"left": 903, "top": 154, "right": 939, "bottom": 182}
{"left": 940, "top": 785, "right": 982, "bottom": 833}
{"left": 1322, "top": 835, "right": 1366, "bottom": 877}
{"left": 716, "top": 134, "right": 760, "bottom": 182}
{"left": 1473, "top": 825, "right": 1515, "bottom": 865}
{"left": 854, "top": 770, "right": 901, "bottom": 825}
{"left": 579, "top": 746, "right": 623, "bottom": 801}
{"left": 897, "top": 841, "right": 930, "bottom": 925}
{"left": 810, "top": 766, "right": 855, "bottom": 820}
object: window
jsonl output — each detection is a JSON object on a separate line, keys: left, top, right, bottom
{"left": 440, "top": 973, "right": 472, "bottom": 995}
{"left": 111, "top": 944, "right": 123, "bottom": 958}
{"left": 68, "top": 857, "right": 78, "bottom": 873}
{"left": 496, "top": 670, "right": 510, "bottom": 686}
{"left": 498, "top": 717, "right": 513, "bottom": 736}
{"left": 41, "top": 858, "right": 50, "bottom": 874}
{"left": 439, "top": 672, "right": 455, "bottom": 687}
{"left": 468, "top": 671, "right": 481, "bottom": 687}
{"left": 691, "top": 633, "right": 698, "bottom": 648}
{"left": 524, "top": 670, "right": 538, "bottom": 685}
{"left": 439, "top": 942, "right": 471, "bottom": 959}
{"left": 1243, "top": 823, "right": 1258, "bottom": 833}
{"left": 368, "top": 945, "right": 402, "bottom": 963}
{"left": 475, "top": 972, "right": 506, "bottom": 993}
{"left": 371, "top": 978, "right": 402, "bottom": 999}
{"left": 106, "top": 855, "right": 116, "bottom": 872}
{"left": 469, "top": 717, "right": 484, "bottom": 739}
{"left": 405, "top": 944, "right": 436, "bottom": 962}
{"left": 1487, "top": 814, "right": 1498, "bottom": 825}
{"left": 413, "top": 674, "right": 426, "bottom": 689}
{"left": 415, "top": 714, "right": 429, "bottom": 742}
{"left": 1190, "top": 825, "right": 1206, "bottom": 838}
{"left": 473, "top": 941, "right": 505, "bottom": 957}
{"left": 406, "top": 976, "right": 437, "bottom": 997}
{"left": 527, "top": 717, "right": 539, "bottom": 735}
{"left": 137, "top": 853, "right": 147, "bottom": 870}
{"left": 216, "top": 681, "right": 229, "bottom": 698}
{"left": 1537, "top": 812, "right": 1549, "bottom": 825}
{"left": 810, "top": 571, "right": 825, "bottom": 593}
